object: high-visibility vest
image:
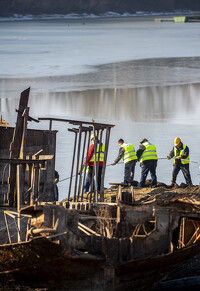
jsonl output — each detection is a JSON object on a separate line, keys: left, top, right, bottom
{"left": 89, "top": 143, "right": 105, "bottom": 163}
{"left": 174, "top": 144, "right": 190, "bottom": 164}
{"left": 121, "top": 143, "right": 137, "bottom": 164}
{"left": 140, "top": 142, "right": 158, "bottom": 163}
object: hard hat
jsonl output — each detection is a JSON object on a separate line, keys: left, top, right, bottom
{"left": 140, "top": 138, "right": 148, "bottom": 144}
{"left": 90, "top": 133, "right": 97, "bottom": 141}
{"left": 118, "top": 138, "right": 124, "bottom": 144}
{"left": 174, "top": 137, "right": 181, "bottom": 146}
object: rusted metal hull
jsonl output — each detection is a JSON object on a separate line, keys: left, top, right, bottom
{"left": 115, "top": 241, "right": 200, "bottom": 290}
{"left": 1, "top": 236, "right": 200, "bottom": 290}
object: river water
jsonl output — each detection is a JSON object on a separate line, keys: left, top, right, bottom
{"left": 1, "top": 16, "right": 200, "bottom": 200}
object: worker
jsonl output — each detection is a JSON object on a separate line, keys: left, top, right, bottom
{"left": 167, "top": 137, "right": 192, "bottom": 187}
{"left": 136, "top": 138, "right": 158, "bottom": 188}
{"left": 54, "top": 170, "right": 59, "bottom": 201}
{"left": 84, "top": 134, "right": 105, "bottom": 191}
{"left": 111, "top": 138, "right": 138, "bottom": 185}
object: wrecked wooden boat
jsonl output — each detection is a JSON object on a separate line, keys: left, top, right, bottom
{"left": 1, "top": 195, "right": 200, "bottom": 290}
{"left": 1, "top": 88, "right": 200, "bottom": 290}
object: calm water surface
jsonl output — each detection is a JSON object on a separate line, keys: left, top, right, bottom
{"left": 0, "top": 17, "right": 200, "bottom": 200}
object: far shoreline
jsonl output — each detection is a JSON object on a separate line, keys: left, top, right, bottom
{"left": 0, "top": 10, "right": 200, "bottom": 22}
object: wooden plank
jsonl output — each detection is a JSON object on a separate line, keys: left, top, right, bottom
{"left": 0, "top": 158, "right": 49, "bottom": 164}
{"left": 16, "top": 164, "right": 23, "bottom": 212}
{"left": 3, "top": 212, "right": 12, "bottom": 244}
{"left": 39, "top": 117, "right": 115, "bottom": 128}
{"left": 26, "top": 155, "right": 54, "bottom": 160}
{"left": 78, "top": 222, "right": 101, "bottom": 236}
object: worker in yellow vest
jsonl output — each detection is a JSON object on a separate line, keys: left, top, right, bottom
{"left": 84, "top": 134, "right": 105, "bottom": 191}
{"left": 111, "top": 138, "right": 138, "bottom": 185}
{"left": 136, "top": 138, "right": 158, "bottom": 188}
{"left": 167, "top": 137, "right": 192, "bottom": 187}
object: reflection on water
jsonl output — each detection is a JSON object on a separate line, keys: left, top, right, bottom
{"left": 1, "top": 56, "right": 200, "bottom": 124}
{"left": 1, "top": 83, "right": 200, "bottom": 124}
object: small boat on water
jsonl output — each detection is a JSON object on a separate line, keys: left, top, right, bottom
{"left": 1, "top": 88, "right": 200, "bottom": 290}
{"left": 155, "top": 15, "right": 200, "bottom": 23}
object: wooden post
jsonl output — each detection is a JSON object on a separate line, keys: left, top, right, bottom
{"left": 8, "top": 88, "right": 30, "bottom": 207}
{"left": 16, "top": 164, "right": 23, "bottom": 242}
{"left": 33, "top": 155, "right": 40, "bottom": 202}
{"left": 4, "top": 212, "right": 12, "bottom": 244}
{"left": 68, "top": 131, "right": 78, "bottom": 201}
{"left": 49, "top": 119, "right": 52, "bottom": 131}
{"left": 20, "top": 107, "right": 29, "bottom": 206}
{"left": 118, "top": 185, "right": 122, "bottom": 201}
{"left": 131, "top": 186, "right": 134, "bottom": 202}
{"left": 92, "top": 126, "right": 98, "bottom": 203}
{"left": 27, "top": 155, "right": 32, "bottom": 205}
{"left": 96, "top": 129, "right": 103, "bottom": 202}
{"left": 100, "top": 127, "right": 111, "bottom": 202}
{"left": 77, "top": 131, "right": 87, "bottom": 202}
{"left": 73, "top": 125, "right": 82, "bottom": 202}
{"left": 81, "top": 129, "right": 91, "bottom": 201}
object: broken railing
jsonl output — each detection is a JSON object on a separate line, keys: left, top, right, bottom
{"left": 0, "top": 155, "right": 52, "bottom": 207}
{"left": 38, "top": 117, "right": 115, "bottom": 203}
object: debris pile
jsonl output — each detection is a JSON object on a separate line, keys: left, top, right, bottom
{"left": 103, "top": 181, "right": 200, "bottom": 204}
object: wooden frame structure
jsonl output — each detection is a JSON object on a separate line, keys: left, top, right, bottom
{"left": 0, "top": 88, "right": 55, "bottom": 208}
{"left": 39, "top": 117, "right": 115, "bottom": 203}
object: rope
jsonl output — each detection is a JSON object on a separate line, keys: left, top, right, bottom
{"left": 58, "top": 158, "right": 200, "bottom": 183}
{"left": 58, "top": 161, "right": 124, "bottom": 183}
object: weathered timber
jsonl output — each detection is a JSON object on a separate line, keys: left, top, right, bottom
{"left": 8, "top": 88, "right": 30, "bottom": 207}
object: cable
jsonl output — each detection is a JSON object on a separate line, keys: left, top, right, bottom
{"left": 58, "top": 161, "right": 124, "bottom": 183}
{"left": 58, "top": 158, "right": 199, "bottom": 183}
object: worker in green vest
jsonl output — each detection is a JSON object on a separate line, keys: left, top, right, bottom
{"left": 167, "top": 137, "right": 192, "bottom": 187}
{"left": 111, "top": 138, "right": 138, "bottom": 185}
{"left": 136, "top": 138, "right": 158, "bottom": 188}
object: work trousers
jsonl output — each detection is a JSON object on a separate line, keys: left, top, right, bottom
{"left": 83, "top": 174, "right": 90, "bottom": 193}
{"left": 172, "top": 163, "right": 192, "bottom": 185}
{"left": 139, "top": 160, "right": 157, "bottom": 187}
{"left": 124, "top": 160, "right": 137, "bottom": 184}
{"left": 88, "top": 165, "right": 103, "bottom": 191}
